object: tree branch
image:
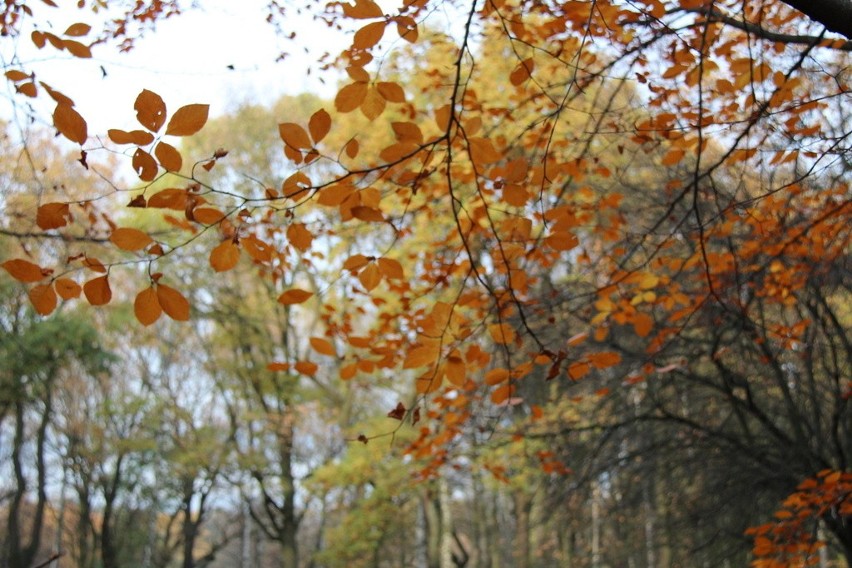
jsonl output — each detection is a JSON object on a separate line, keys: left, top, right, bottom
{"left": 781, "top": 0, "right": 852, "bottom": 40}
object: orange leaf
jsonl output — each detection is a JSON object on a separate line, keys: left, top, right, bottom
{"left": 29, "top": 284, "right": 57, "bottom": 316}
{"left": 546, "top": 231, "right": 579, "bottom": 252}
{"left": 568, "top": 361, "right": 590, "bottom": 380}
{"left": 278, "top": 122, "right": 312, "bottom": 150}
{"left": 415, "top": 373, "right": 443, "bottom": 394}
{"left": 444, "top": 356, "right": 466, "bottom": 386}
{"left": 295, "top": 360, "right": 318, "bottom": 376}
{"left": 53, "top": 103, "right": 87, "bottom": 144}
{"left": 335, "top": 82, "right": 368, "bottom": 113}
{"left": 340, "top": 362, "right": 358, "bottom": 380}
{"left": 310, "top": 337, "right": 336, "bottom": 357}
{"left": 210, "top": 240, "right": 241, "bottom": 272}
{"left": 134, "top": 89, "right": 167, "bottom": 132}
{"left": 377, "top": 257, "right": 404, "bottom": 279}
{"left": 491, "top": 383, "right": 515, "bottom": 404}
{"left": 396, "top": 16, "right": 418, "bottom": 42}
{"left": 287, "top": 223, "right": 313, "bottom": 252}
{"left": 343, "top": 254, "right": 371, "bottom": 272}
{"left": 392, "top": 121, "right": 423, "bottom": 145}
{"left": 134, "top": 286, "right": 162, "bottom": 326}
{"left": 468, "top": 137, "right": 501, "bottom": 165}
{"left": 308, "top": 108, "right": 331, "bottom": 144}
{"left": 108, "top": 129, "right": 154, "bottom": 145}
{"left": 589, "top": 351, "right": 621, "bottom": 369}
{"left": 110, "top": 228, "right": 154, "bottom": 251}
{"left": 510, "top": 57, "right": 535, "bottom": 86}
{"left": 63, "top": 40, "right": 91, "bottom": 58}
{"left": 147, "top": 188, "right": 187, "bottom": 210}
{"left": 404, "top": 343, "right": 440, "bottom": 369}
{"left": 54, "top": 278, "right": 81, "bottom": 300}
{"left": 36, "top": 202, "right": 71, "bottom": 230}
{"left": 156, "top": 283, "right": 190, "bottom": 321}
{"left": 267, "top": 362, "right": 290, "bottom": 371}
{"left": 353, "top": 21, "right": 386, "bottom": 50}
{"left": 278, "top": 288, "right": 313, "bottom": 305}
{"left": 343, "top": 0, "right": 383, "bottom": 18}
{"left": 132, "top": 148, "right": 159, "bottom": 181}
{"left": 358, "top": 262, "right": 382, "bottom": 291}
{"left": 345, "top": 138, "right": 360, "bottom": 158}
{"left": 63, "top": 23, "right": 91, "bottom": 36}
{"left": 165, "top": 103, "right": 209, "bottom": 136}
{"left": 488, "top": 322, "right": 516, "bottom": 345}
{"left": 633, "top": 312, "right": 654, "bottom": 337}
{"left": 192, "top": 207, "right": 225, "bottom": 225}
{"left": 83, "top": 275, "right": 112, "bottom": 306}
{"left": 154, "top": 141, "right": 183, "bottom": 172}
{"left": 377, "top": 81, "right": 405, "bottom": 102}
{"left": 485, "top": 368, "right": 510, "bottom": 385}
{"left": 351, "top": 205, "right": 385, "bottom": 222}
{"left": 2, "top": 259, "right": 46, "bottom": 283}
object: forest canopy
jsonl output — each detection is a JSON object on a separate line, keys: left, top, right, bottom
{"left": 0, "top": 0, "right": 850, "bottom": 567}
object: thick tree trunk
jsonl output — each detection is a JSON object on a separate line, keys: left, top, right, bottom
{"left": 781, "top": 0, "right": 852, "bottom": 39}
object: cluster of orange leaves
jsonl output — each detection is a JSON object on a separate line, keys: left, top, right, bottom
{"left": 747, "top": 470, "right": 852, "bottom": 567}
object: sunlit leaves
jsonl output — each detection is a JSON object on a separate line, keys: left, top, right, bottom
{"left": 308, "top": 108, "right": 331, "bottom": 144}
{"left": 488, "top": 322, "right": 516, "bottom": 345}
{"left": 335, "top": 82, "right": 368, "bottom": 113}
{"left": 509, "top": 57, "right": 534, "bottom": 85}
{"left": 353, "top": 21, "right": 386, "bottom": 50}
{"left": 287, "top": 223, "right": 313, "bottom": 252}
{"left": 358, "top": 262, "right": 381, "bottom": 291}
{"left": 165, "top": 103, "right": 209, "bottom": 136}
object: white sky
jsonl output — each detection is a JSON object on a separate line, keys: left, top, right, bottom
{"left": 2, "top": 0, "right": 350, "bottom": 133}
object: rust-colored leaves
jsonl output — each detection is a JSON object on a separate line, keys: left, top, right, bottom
{"left": 165, "top": 104, "right": 209, "bottom": 136}
{"left": 53, "top": 103, "right": 87, "bottom": 144}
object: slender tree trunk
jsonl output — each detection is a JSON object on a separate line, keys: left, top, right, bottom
{"left": 513, "top": 491, "right": 531, "bottom": 568}
{"left": 438, "top": 476, "right": 453, "bottom": 568}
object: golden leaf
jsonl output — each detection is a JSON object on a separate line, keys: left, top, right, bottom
{"left": 353, "top": 20, "right": 386, "bottom": 50}
{"left": 278, "top": 122, "right": 313, "bottom": 150}
{"left": 358, "top": 262, "right": 382, "bottom": 291}
{"left": 165, "top": 103, "right": 209, "bottom": 136}
{"left": 147, "top": 188, "right": 187, "bottom": 210}
{"left": 377, "top": 82, "right": 405, "bottom": 103}
{"left": 484, "top": 368, "right": 510, "bottom": 385}
{"left": 360, "top": 86, "right": 386, "bottom": 120}
{"left": 334, "top": 82, "right": 368, "bottom": 113}
{"left": 403, "top": 343, "right": 440, "bottom": 369}
{"left": 488, "top": 322, "right": 516, "bottom": 345}
{"left": 491, "top": 384, "right": 515, "bottom": 405}
{"left": 377, "top": 257, "right": 404, "bottom": 279}
{"left": 308, "top": 108, "right": 332, "bottom": 144}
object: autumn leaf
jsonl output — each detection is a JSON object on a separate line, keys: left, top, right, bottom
{"left": 36, "top": 202, "right": 71, "bottom": 230}
{"left": 468, "top": 137, "right": 501, "bottom": 165}
{"left": 510, "top": 57, "right": 534, "bottom": 85}
{"left": 54, "top": 278, "right": 82, "bottom": 300}
{"left": 360, "top": 86, "right": 385, "bottom": 120}
{"left": 134, "top": 89, "right": 167, "bottom": 132}
{"left": 295, "top": 360, "right": 319, "bottom": 376}
{"left": 29, "top": 284, "right": 57, "bottom": 316}
{"left": 308, "top": 108, "right": 332, "bottom": 144}
{"left": 165, "top": 103, "right": 209, "bottom": 136}
{"left": 2, "top": 259, "right": 46, "bottom": 283}
{"left": 404, "top": 343, "right": 440, "bottom": 369}
{"left": 335, "top": 82, "right": 368, "bottom": 113}
{"left": 353, "top": 21, "right": 386, "bottom": 50}
{"left": 83, "top": 275, "right": 112, "bottom": 306}
{"left": 134, "top": 286, "right": 162, "bottom": 325}
{"left": 376, "top": 82, "right": 405, "bottom": 103}
{"left": 108, "top": 129, "right": 155, "bottom": 145}
{"left": 491, "top": 383, "right": 516, "bottom": 405}
{"left": 132, "top": 148, "right": 159, "bottom": 181}
{"left": 63, "top": 22, "right": 91, "bottom": 36}
{"left": 488, "top": 322, "right": 516, "bottom": 345}
{"left": 156, "top": 283, "right": 190, "bottom": 321}
{"left": 279, "top": 122, "right": 313, "bottom": 150}
{"left": 210, "top": 240, "right": 241, "bottom": 272}
{"left": 154, "top": 141, "right": 183, "bottom": 172}
{"left": 358, "top": 262, "right": 381, "bottom": 291}
{"left": 287, "top": 223, "right": 313, "bottom": 252}
{"left": 310, "top": 337, "right": 336, "bottom": 357}
{"left": 110, "top": 227, "right": 154, "bottom": 251}
{"left": 277, "top": 288, "right": 313, "bottom": 305}
{"left": 53, "top": 103, "right": 87, "bottom": 144}
{"left": 377, "top": 257, "right": 404, "bottom": 279}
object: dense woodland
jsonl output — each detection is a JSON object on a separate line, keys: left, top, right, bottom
{"left": 0, "top": 0, "right": 850, "bottom": 567}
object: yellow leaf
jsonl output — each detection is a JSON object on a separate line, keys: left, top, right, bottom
{"left": 308, "top": 108, "right": 331, "bottom": 144}
{"left": 295, "top": 360, "right": 319, "bottom": 376}
{"left": 278, "top": 288, "right": 313, "bottom": 305}
{"left": 54, "top": 278, "right": 81, "bottom": 300}
{"left": 154, "top": 141, "right": 183, "bottom": 172}
{"left": 209, "top": 240, "right": 241, "bottom": 272}
{"left": 468, "top": 137, "right": 501, "bottom": 165}
{"left": 360, "top": 86, "right": 386, "bottom": 120}
{"left": 108, "top": 129, "right": 154, "bottom": 145}
{"left": 2, "top": 259, "right": 46, "bottom": 283}
{"left": 36, "top": 202, "right": 71, "bottom": 230}
{"left": 134, "top": 286, "right": 162, "bottom": 326}
{"left": 358, "top": 262, "right": 382, "bottom": 291}
{"left": 310, "top": 337, "right": 336, "bottom": 357}
{"left": 110, "top": 227, "right": 154, "bottom": 251}
{"left": 156, "top": 283, "right": 190, "bottom": 321}
{"left": 404, "top": 343, "right": 440, "bottom": 369}
{"left": 83, "top": 275, "right": 112, "bottom": 306}
{"left": 377, "top": 257, "right": 404, "bottom": 279}
{"left": 335, "top": 82, "right": 368, "bottom": 113}
{"left": 353, "top": 20, "right": 386, "bottom": 50}
{"left": 29, "top": 284, "right": 57, "bottom": 316}
{"left": 488, "top": 322, "right": 516, "bottom": 345}
{"left": 165, "top": 103, "right": 209, "bottom": 136}
{"left": 134, "top": 89, "right": 167, "bottom": 132}
{"left": 287, "top": 223, "right": 313, "bottom": 252}
{"left": 53, "top": 103, "right": 87, "bottom": 144}
{"left": 278, "top": 122, "right": 312, "bottom": 150}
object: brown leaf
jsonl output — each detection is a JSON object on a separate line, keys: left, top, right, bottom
{"left": 53, "top": 103, "right": 87, "bottom": 144}
{"left": 134, "top": 89, "right": 167, "bottom": 132}
{"left": 165, "top": 103, "right": 209, "bottom": 136}
{"left": 310, "top": 337, "right": 336, "bottom": 357}
{"left": 377, "top": 257, "right": 404, "bottom": 279}
{"left": 54, "top": 278, "right": 82, "bottom": 300}
{"left": 154, "top": 141, "right": 183, "bottom": 172}
{"left": 2, "top": 259, "right": 46, "bottom": 283}
{"left": 277, "top": 288, "right": 313, "bottom": 305}
{"left": 83, "top": 275, "right": 112, "bottom": 306}
{"left": 156, "top": 284, "right": 190, "bottom": 321}
{"left": 132, "top": 148, "right": 159, "bottom": 181}
{"left": 335, "top": 82, "right": 368, "bottom": 113}
{"left": 353, "top": 21, "right": 386, "bottom": 50}
{"left": 36, "top": 202, "right": 71, "bottom": 230}
{"left": 134, "top": 286, "right": 162, "bottom": 326}
{"left": 63, "top": 23, "right": 91, "bottom": 36}
{"left": 287, "top": 223, "right": 313, "bottom": 252}
{"left": 376, "top": 81, "right": 405, "bottom": 103}
{"left": 360, "top": 86, "right": 386, "bottom": 120}
{"left": 29, "top": 284, "right": 57, "bottom": 315}
{"left": 63, "top": 40, "right": 91, "bottom": 58}
{"left": 387, "top": 402, "right": 406, "bottom": 420}
{"left": 146, "top": 188, "right": 187, "bottom": 210}
{"left": 108, "top": 129, "right": 155, "bottom": 145}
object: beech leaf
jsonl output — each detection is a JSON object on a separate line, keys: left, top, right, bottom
{"left": 165, "top": 103, "right": 209, "bottom": 136}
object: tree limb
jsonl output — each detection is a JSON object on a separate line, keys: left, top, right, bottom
{"left": 781, "top": 0, "right": 852, "bottom": 40}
